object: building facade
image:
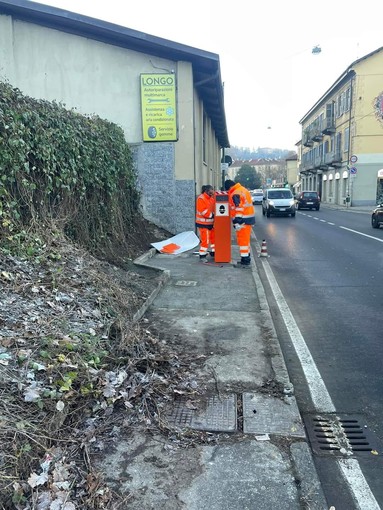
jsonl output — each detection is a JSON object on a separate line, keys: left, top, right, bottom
{"left": 299, "top": 47, "right": 383, "bottom": 206}
{"left": 285, "top": 153, "right": 298, "bottom": 192}
{"left": 0, "top": 0, "right": 229, "bottom": 234}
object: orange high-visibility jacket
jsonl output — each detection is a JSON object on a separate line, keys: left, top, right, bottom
{"left": 228, "top": 183, "right": 255, "bottom": 225}
{"left": 195, "top": 192, "right": 215, "bottom": 229}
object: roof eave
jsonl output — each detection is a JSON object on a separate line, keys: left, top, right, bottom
{"left": 0, "top": 0, "right": 229, "bottom": 147}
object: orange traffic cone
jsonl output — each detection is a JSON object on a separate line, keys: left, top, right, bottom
{"left": 259, "top": 239, "right": 269, "bottom": 258}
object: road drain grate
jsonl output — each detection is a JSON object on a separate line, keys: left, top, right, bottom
{"left": 304, "top": 414, "right": 381, "bottom": 457}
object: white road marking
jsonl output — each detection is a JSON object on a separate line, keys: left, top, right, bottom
{"left": 262, "top": 259, "right": 335, "bottom": 413}
{"left": 340, "top": 226, "right": 383, "bottom": 243}
{"left": 297, "top": 213, "right": 382, "bottom": 240}
{"left": 338, "top": 459, "right": 381, "bottom": 510}
{"left": 259, "top": 252, "right": 381, "bottom": 510}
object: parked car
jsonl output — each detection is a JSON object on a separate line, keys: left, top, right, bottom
{"left": 295, "top": 191, "right": 320, "bottom": 210}
{"left": 251, "top": 189, "right": 264, "bottom": 205}
{"left": 371, "top": 203, "right": 383, "bottom": 228}
{"left": 262, "top": 188, "right": 295, "bottom": 217}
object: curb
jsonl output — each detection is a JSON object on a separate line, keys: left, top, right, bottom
{"left": 132, "top": 248, "right": 170, "bottom": 323}
{"left": 290, "top": 443, "right": 328, "bottom": 509}
{"left": 324, "top": 205, "right": 371, "bottom": 214}
{"left": 249, "top": 240, "right": 292, "bottom": 391}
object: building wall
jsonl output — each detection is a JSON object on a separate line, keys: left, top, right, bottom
{"left": 300, "top": 48, "right": 383, "bottom": 207}
{"left": 193, "top": 98, "right": 222, "bottom": 194}
{"left": 350, "top": 54, "right": 383, "bottom": 204}
{"left": 0, "top": 14, "right": 221, "bottom": 233}
{"left": 286, "top": 159, "right": 298, "bottom": 189}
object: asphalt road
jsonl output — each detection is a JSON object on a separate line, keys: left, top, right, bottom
{"left": 252, "top": 204, "right": 383, "bottom": 509}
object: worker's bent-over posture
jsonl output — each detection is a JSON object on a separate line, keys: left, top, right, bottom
{"left": 224, "top": 180, "right": 255, "bottom": 266}
{"left": 195, "top": 185, "right": 215, "bottom": 259}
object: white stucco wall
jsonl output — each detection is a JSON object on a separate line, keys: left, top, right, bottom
{"left": 175, "top": 62, "right": 194, "bottom": 181}
{"left": 0, "top": 15, "right": 176, "bottom": 143}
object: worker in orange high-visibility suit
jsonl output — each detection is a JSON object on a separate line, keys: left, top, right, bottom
{"left": 224, "top": 180, "right": 255, "bottom": 266}
{"left": 195, "top": 184, "right": 215, "bottom": 260}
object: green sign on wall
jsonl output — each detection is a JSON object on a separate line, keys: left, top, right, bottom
{"left": 140, "top": 73, "right": 178, "bottom": 142}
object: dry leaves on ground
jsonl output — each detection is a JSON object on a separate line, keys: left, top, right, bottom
{"left": 0, "top": 234, "right": 205, "bottom": 509}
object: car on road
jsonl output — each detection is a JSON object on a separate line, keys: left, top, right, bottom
{"left": 262, "top": 188, "right": 295, "bottom": 217}
{"left": 251, "top": 189, "right": 264, "bottom": 205}
{"left": 371, "top": 203, "right": 383, "bottom": 228}
{"left": 295, "top": 191, "right": 320, "bottom": 210}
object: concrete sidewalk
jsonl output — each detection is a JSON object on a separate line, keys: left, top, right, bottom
{"left": 323, "top": 203, "right": 372, "bottom": 214}
{"left": 98, "top": 239, "right": 329, "bottom": 509}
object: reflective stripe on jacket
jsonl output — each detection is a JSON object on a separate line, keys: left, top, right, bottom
{"left": 195, "top": 192, "right": 215, "bottom": 229}
{"left": 228, "top": 183, "right": 255, "bottom": 225}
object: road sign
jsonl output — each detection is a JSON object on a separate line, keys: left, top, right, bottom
{"left": 350, "top": 155, "right": 358, "bottom": 164}
{"left": 350, "top": 167, "right": 357, "bottom": 174}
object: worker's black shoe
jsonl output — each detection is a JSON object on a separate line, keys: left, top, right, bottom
{"left": 199, "top": 254, "right": 207, "bottom": 260}
{"left": 209, "top": 251, "right": 215, "bottom": 258}
{"left": 234, "top": 256, "right": 251, "bottom": 267}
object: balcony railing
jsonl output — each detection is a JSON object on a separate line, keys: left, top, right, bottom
{"left": 314, "top": 156, "right": 325, "bottom": 168}
{"left": 322, "top": 118, "right": 335, "bottom": 135}
{"left": 300, "top": 160, "right": 315, "bottom": 171}
{"left": 324, "top": 151, "right": 342, "bottom": 166}
{"left": 303, "top": 138, "right": 314, "bottom": 147}
{"left": 312, "top": 128, "right": 323, "bottom": 141}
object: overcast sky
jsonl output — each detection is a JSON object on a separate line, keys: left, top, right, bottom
{"left": 34, "top": 0, "right": 382, "bottom": 151}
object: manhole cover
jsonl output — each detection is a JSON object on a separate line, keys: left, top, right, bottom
{"left": 166, "top": 394, "right": 237, "bottom": 432}
{"left": 242, "top": 393, "right": 305, "bottom": 437}
{"left": 304, "top": 414, "right": 381, "bottom": 457}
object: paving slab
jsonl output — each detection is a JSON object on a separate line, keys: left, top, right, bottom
{"left": 243, "top": 392, "right": 306, "bottom": 437}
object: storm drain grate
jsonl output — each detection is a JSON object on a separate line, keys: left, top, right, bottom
{"left": 166, "top": 394, "right": 237, "bottom": 432}
{"left": 304, "top": 414, "right": 381, "bottom": 457}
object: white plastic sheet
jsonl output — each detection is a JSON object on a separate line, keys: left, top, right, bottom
{"left": 151, "top": 231, "right": 199, "bottom": 255}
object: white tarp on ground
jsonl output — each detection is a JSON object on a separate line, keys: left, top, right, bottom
{"left": 151, "top": 231, "right": 199, "bottom": 255}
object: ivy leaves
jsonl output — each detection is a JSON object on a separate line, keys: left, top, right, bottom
{"left": 0, "top": 81, "right": 139, "bottom": 256}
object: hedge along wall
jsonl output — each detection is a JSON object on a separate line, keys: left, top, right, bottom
{"left": 0, "top": 80, "right": 140, "bottom": 257}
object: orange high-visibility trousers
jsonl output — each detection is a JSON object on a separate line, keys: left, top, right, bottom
{"left": 198, "top": 228, "right": 215, "bottom": 256}
{"left": 235, "top": 224, "right": 252, "bottom": 258}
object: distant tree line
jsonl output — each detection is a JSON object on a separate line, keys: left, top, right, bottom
{"left": 227, "top": 146, "right": 294, "bottom": 161}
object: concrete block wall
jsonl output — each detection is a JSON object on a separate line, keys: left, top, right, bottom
{"left": 133, "top": 143, "right": 195, "bottom": 235}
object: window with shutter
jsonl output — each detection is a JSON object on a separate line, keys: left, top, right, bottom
{"left": 345, "top": 88, "right": 351, "bottom": 112}
{"left": 344, "top": 127, "right": 349, "bottom": 152}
